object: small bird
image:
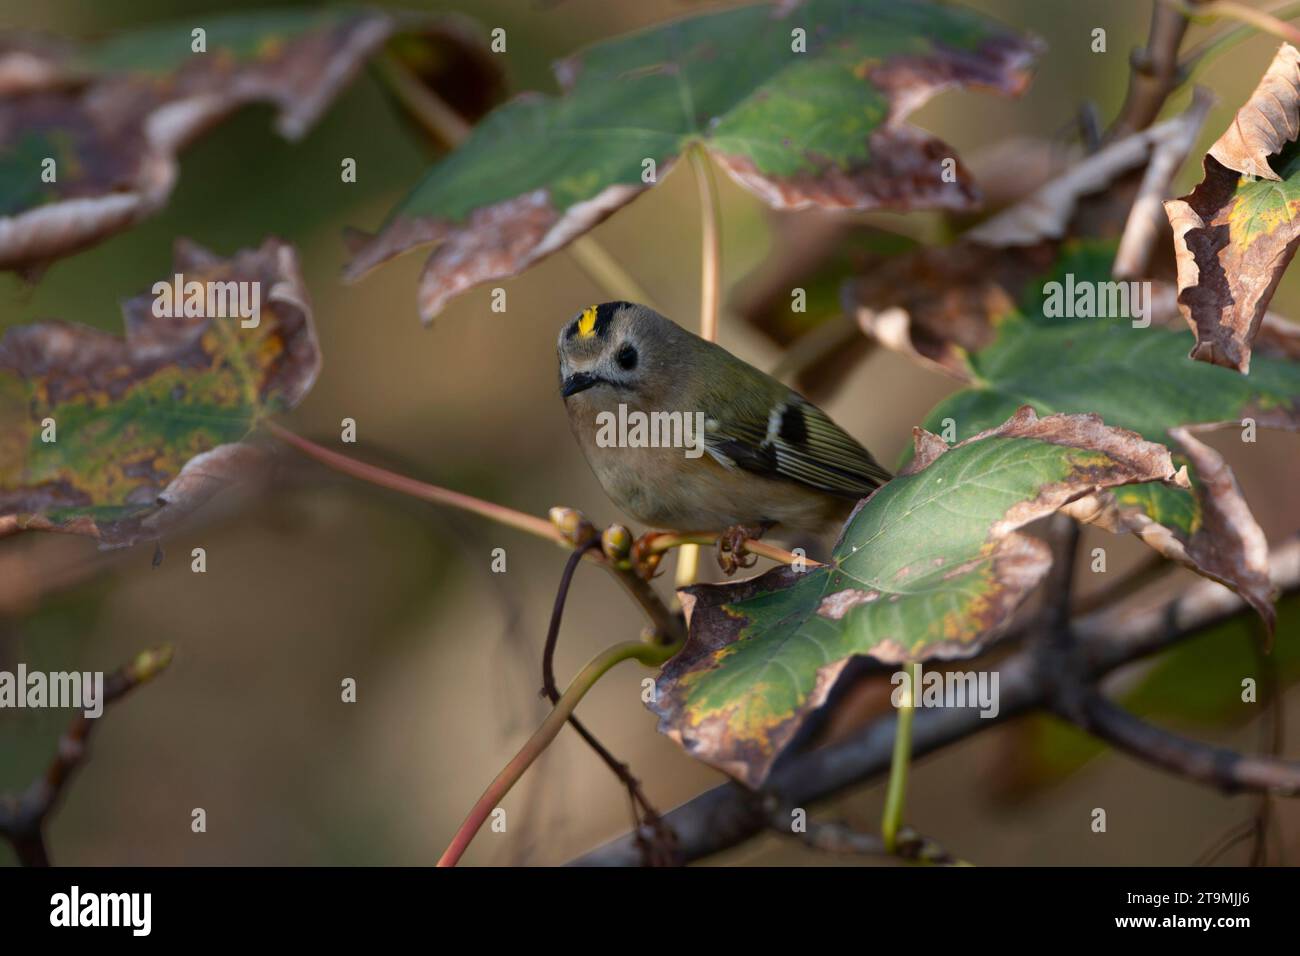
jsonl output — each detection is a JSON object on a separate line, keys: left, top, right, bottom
{"left": 557, "top": 301, "right": 892, "bottom": 572}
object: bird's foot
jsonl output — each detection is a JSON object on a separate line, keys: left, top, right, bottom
{"left": 630, "top": 532, "right": 668, "bottom": 579}
{"left": 716, "top": 522, "right": 771, "bottom": 576}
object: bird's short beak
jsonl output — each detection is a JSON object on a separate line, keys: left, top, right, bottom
{"left": 561, "top": 371, "right": 600, "bottom": 398}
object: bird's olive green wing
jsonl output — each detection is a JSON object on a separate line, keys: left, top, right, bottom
{"left": 704, "top": 393, "right": 892, "bottom": 499}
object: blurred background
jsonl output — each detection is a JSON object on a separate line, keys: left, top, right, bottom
{"left": 1, "top": 0, "right": 1298, "bottom": 865}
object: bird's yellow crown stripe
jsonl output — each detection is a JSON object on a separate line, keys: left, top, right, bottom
{"left": 577, "top": 305, "right": 598, "bottom": 338}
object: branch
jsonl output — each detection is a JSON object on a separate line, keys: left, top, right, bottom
{"left": 0, "top": 646, "right": 173, "bottom": 866}
{"left": 1052, "top": 689, "right": 1300, "bottom": 795}
{"left": 569, "top": 537, "right": 1300, "bottom": 865}
{"left": 640, "top": 530, "right": 817, "bottom": 569}
{"left": 540, "top": 537, "right": 679, "bottom": 865}
{"left": 1112, "top": 86, "right": 1214, "bottom": 280}
{"left": 1106, "top": 0, "right": 1194, "bottom": 140}
{"left": 266, "top": 423, "right": 685, "bottom": 645}
{"left": 266, "top": 420, "right": 557, "bottom": 540}
{"left": 764, "top": 801, "right": 962, "bottom": 863}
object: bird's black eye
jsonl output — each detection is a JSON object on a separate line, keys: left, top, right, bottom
{"left": 615, "top": 343, "right": 638, "bottom": 370}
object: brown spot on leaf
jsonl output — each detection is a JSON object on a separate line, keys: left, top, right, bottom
{"left": 816, "top": 587, "right": 880, "bottom": 619}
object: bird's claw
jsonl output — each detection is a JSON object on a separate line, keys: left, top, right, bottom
{"left": 630, "top": 532, "right": 666, "bottom": 579}
{"left": 716, "top": 524, "right": 765, "bottom": 576}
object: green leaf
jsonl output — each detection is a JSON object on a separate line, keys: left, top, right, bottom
{"left": 898, "top": 240, "right": 1299, "bottom": 628}
{"left": 0, "top": 8, "right": 498, "bottom": 273}
{"left": 736, "top": 95, "right": 1215, "bottom": 400}
{"left": 652, "top": 408, "right": 1178, "bottom": 786}
{"left": 0, "top": 239, "right": 319, "bottom": 547}
{"left": 344, "top": 0, "right": 1040, "bottom": 321}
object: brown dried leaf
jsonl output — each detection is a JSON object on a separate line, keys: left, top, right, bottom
{"left": 0, "top": 10, "right": 498, "bottom": 275}
{"left": 1165, "top": 44, "right": 1300, "bottom": 372}
{"left": 1065, "top": 425, "right": 1274, "bottom": 633}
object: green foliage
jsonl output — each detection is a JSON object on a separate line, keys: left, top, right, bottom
{"left": 345, "top": 0, "right": 1038, "bottom": 320}
{"left": 652, "top": 410, "right": 1176, "bottom": 786}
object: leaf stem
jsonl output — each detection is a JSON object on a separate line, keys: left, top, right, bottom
{"left": 437, "top": 636, "right": 682, "bottom": 866}
{"left": 769, "top": 314, "right": 870, "bottom": 384}
{"left": 678, "top": 143, "right": 724, "bottom": 591}
{"left": 882, "top": 661, "right": 920, "bottom": 853}
{"left": 1161, "top": 0, "right": 1300, "bottom": 46}
{"left": 372, "top": 50, "right": 470, "bottom": 146}
{"left": 687, "top": 143, "right": 723, "bottom": 344}
{"left": 567, "top": 235, "right": 661, "bottom": 311}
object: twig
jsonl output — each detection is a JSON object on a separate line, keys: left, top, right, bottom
{"left": 766, "top": 802, "right": 966, "bottom": 864}
{"left": 266, "top": 420, "right": 557, "bottom": 540}
{"left": 1176, "top": 616, "right": 1285, "bottom": 865}
{"left": 1106, "top": 0, "right": 1194, "bottom": 140}
{"left": 769, "top": 314, "right": 872, "bottom": 385}
{"left": 437, "top": 636, "right": 681, "bottom": 866}
{"left": 1042, "top": 516, "right": 1081, "bottom": 642}
{"left": 1072, "top": 550, "right": 1173, "bottom": 616}
{"left": 1112, "top": 86, "right": 1213, "bottom": 279}
{"left": 0, "top": 646, "right": 173, "bottom": 866}
{"left": 1033, "top": 515, "right": 1082, "bottom": 706}
{"left": 265, "top": 422, "right": 685, "bottom": 645}
{"left": 569, "top": 537, "right": 1300, "bottom": 865}
{"left": 1182, "top": 1, "right": 1300, "bottom": 75}
{"left": 566, "top": 235, "right": 661, "bottom": 312}
{"left": 1251, "top": 617, "right": 1284, "bottom": 863}
{"left": 1055, "top": 690, "right": 1300, "bottom": 795}
{"left": 372, "top": 50, "right": 470, "bottom": 146}
{"left": 769, "top": 804, "right": 887, "bottom": 856}
{"left": 641, "top": 530, "right": 818, "bottom": 568}
{"left": 1162, "top": 0, "right": 1300, "bottom": 45}
{"left": 541, "top": 541, "right": 678, "bottom": 865}
{"left": 1194, "top": 816, "right": 1259, "bottom": 865}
